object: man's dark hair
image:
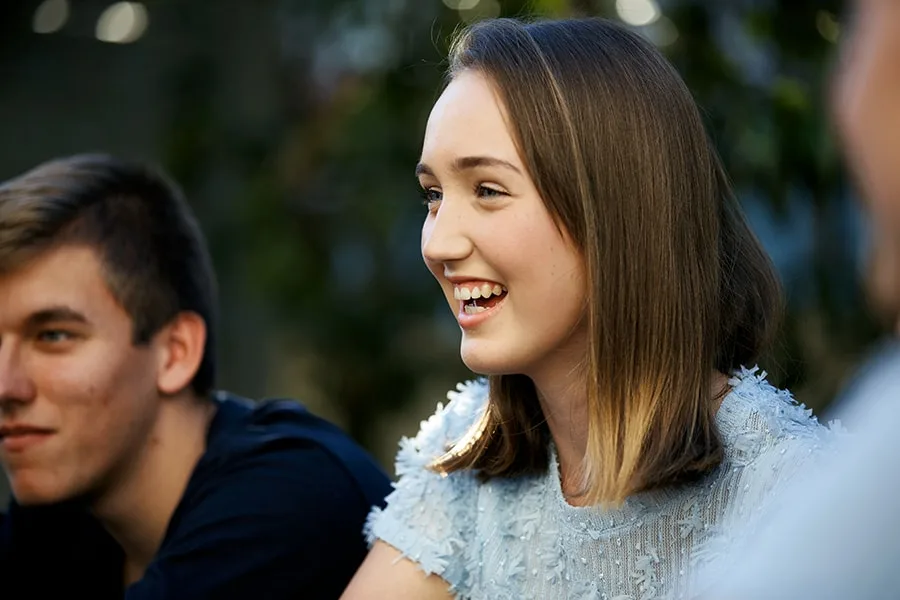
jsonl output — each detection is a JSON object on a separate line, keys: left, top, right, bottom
{"left": 0, "top": 153, "right": 218, "bottom": 395}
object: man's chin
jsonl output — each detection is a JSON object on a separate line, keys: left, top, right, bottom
{"left": 10, "top": 490, "right": 57, "bottom": 506}
{"left": 7, "top": 477, "right": 70, "bottom": 507}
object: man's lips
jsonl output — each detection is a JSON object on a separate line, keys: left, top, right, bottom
{"left": 0, "top": 425, "right": 55, "bottom": 452}
{"left": 0, "top": 425, "right": 55, "bottom": 439}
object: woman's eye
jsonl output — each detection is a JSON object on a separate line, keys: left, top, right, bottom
{"left": 420, "top": 188, "right": 442, "bottom": 210}
{"left": 421, "top": 188, "right": 442, "bottom": 202}
{"left": 476, "top": 185, "right": 507, "bottom": 199}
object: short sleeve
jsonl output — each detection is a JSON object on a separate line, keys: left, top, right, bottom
{"left": 364, "top": 379, "right": 488, "bottom": 592}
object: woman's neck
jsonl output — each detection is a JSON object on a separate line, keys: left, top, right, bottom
{"left": 530, "top": 368, "right": 590, "bottom": 504}
{"left": 532, "top": 368, "right": 733, "bottom": 506}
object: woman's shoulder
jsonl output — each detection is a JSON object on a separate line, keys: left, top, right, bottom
{"left": 400, "top": 378, "right": 491, "bottom": 465}
{"left": 692, "top": 368, "right": 850, "bottom": 593}
{"left": 711, "top": 366, "right": 846, "bottom": 523}
{"left": 718, "top": 365, "right": 845, "bottom": 460}
{"left": 363, "top": 378, "right": 490, "bottom": 583}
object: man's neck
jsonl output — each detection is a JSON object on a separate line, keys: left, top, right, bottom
{"left": 91, "top": 393, "right": 218, "bottom": 585}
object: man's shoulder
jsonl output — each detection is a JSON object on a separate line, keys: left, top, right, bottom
{"left": 207, "top": 391, "right": 369, "bottom": 461}
{"left": 131, "top": 394, "right": 389, "bottom": 599}
{"left": 199, "top": 392, "right": 391, "bottom": 505}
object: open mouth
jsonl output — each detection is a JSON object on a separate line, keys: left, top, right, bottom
{"left": 454, "top": 283, "right": 508, "bottom": 315}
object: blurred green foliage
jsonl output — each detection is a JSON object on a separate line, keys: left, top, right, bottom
{"left": 0, "top": 0, "right": 880, "bottom": 474}
{"left": 194, "top": 0, "right": 875, "bottom": 455}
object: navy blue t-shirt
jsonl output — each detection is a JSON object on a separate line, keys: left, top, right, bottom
{"left": 0, "top": 393, "right": 392, "bottom": 599}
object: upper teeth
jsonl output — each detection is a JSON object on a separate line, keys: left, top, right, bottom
{"left": 453, "top": 283, "right": 506, "bottom": 301}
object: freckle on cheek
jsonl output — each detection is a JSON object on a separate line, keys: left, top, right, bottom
{"left": 88, "top": 385, "right": 109, "bottom": 406}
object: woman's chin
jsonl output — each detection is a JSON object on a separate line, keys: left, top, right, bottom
{"left": 460, "top": 342, "right": 519, "bottom": 376}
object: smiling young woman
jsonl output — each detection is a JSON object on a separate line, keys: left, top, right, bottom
{"left": 342, "top": 16, "right": 839, "bottom": 600}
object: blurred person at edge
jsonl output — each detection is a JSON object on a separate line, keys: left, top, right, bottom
{"left": 341, "top": 17, "right": 840, "bottom": 600}
{"left": 695, "top": 2, "right": 900, "bottom": 599}
{"left": 0, "top": 154, "right": 392, "bottom": 599}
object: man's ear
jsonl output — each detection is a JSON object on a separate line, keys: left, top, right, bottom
{"left": 155, "top": 311, "right": 207, "bottom": 396}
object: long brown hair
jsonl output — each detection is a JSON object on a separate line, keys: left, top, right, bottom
{"left": 430, "top": 18, "right": 782, "bottom": 506}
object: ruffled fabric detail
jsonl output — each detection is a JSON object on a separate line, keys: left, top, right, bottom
{"left": 689, "top": 367, "right": 846, "bottom": 596}
{"left": 365, "top": 367, "right": 838, "bottom": 599}
{"left": 364, "top": 379, "right": 488, "bottom": 592}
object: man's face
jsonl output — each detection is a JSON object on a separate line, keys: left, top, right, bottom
{"left": 833, "top": 0, "right": 900, "bottom": 328}
{"left": 0, "top": 245, "right": 162, "bottom": 505}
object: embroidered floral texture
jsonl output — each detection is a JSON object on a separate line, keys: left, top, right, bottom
{"left": 366, "top": 368, "right": 839, "bottom": 599}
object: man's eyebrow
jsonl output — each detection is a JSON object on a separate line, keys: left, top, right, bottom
{"left": 25, "top": 307, "right": 90, "bottom": 328}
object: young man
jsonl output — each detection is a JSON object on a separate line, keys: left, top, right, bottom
{"left": 697, "top": 2, "right": 900, "bottom": 598}
{"left": 0, "top": 154, "right": 392, "bottom": 599}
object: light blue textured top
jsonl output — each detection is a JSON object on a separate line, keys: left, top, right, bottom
{"left": 698, "top": 346, "right": 900, "bottom": 600}
{"left": 366, "top": 367, "right": 841, "bottom": 600}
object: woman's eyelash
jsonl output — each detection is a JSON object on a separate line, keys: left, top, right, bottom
{"left": 475, "top": 184, "right": 507, "bottom": 198}
{"left": 419, "top": 188, "right": 441, "bottom": 206}
{"left": 417, "top": 185, "right": 505, "bottom": 207}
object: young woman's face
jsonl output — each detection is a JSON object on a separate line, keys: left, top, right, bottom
{"left": 417, "top": 70, "right": 588, "bottom": 378}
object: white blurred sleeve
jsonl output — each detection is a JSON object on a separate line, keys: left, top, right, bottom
{"left": 698, "top": 345, "right": 900, "bottom": 600}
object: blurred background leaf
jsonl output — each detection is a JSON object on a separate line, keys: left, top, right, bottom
{"left": 0, "top": 0, "right": 882, "bottom": 505}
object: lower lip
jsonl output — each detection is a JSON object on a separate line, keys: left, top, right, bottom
{"left": 0, "top": 432, "right": 53, "bottom": 453}
{"left": 457, "top": 296, "right": 506, "bottom": 329}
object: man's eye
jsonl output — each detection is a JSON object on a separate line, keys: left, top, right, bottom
{"left": 37, "top": 330, "right": 73, "bottom": 343}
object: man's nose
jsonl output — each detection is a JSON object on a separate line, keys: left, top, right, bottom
{"left": 0, "top": 342, "right": 36, "bottom": 409}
